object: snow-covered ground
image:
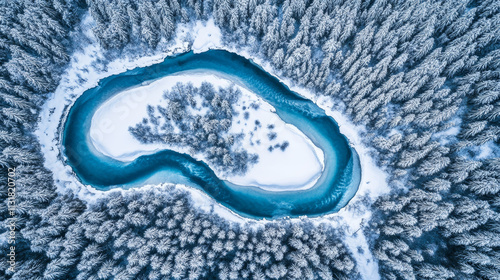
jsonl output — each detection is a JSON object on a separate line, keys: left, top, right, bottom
{"left": 36, "top": 14, "right": 389, "bottom": 280}
{"left": 90, "top": 72, "right": 323, "bottom": 190}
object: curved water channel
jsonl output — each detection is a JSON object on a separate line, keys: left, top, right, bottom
{"left": 63, "top": 50, "right": 361, "bottom": 219}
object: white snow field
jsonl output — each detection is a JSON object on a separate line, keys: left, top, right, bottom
{"left": 90, "top": 73, "right": 324, "bottom": 191}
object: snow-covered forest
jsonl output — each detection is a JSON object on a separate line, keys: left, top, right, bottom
{"left": 129, "top": 82, "right": 259, "bottom": 175}
{"left": 0, "top": 0, "right": 499, "bottom": 279}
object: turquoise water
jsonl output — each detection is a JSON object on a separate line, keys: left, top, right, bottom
{"left": 63, "top": 50, "right": 361, "bottom": 219}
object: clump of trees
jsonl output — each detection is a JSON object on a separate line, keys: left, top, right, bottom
{"left": 129, "top": 82, "right": 258, "bottom": 175}
{"left": 6, "top": 188, "right": 359, "bottom": 280}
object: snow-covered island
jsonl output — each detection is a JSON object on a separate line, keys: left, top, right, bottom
{"left": 90, "top": 73, "right": 324, "bottom": 191}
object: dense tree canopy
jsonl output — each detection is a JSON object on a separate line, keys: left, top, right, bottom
{"left": 129, "top": 82, "right": 259, "bottom": 175}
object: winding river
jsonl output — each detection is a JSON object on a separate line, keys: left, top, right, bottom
{"left": 63, "top": 50, "right": 361, "bottom": 219}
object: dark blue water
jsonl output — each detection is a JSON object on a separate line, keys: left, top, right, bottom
{"left": 63, "top": 50, "right": 361, "bottom": 219}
